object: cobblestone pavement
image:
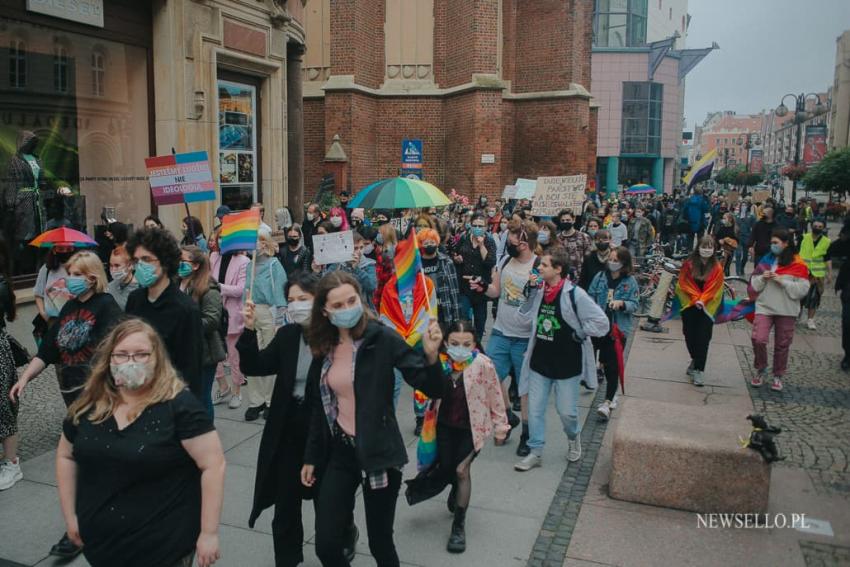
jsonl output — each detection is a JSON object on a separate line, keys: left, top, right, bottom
{"left": 10, "top": 359, "right": 68, "bottom": 461}
{"left": 798, "top": 541, "right": 850, "bottom": 567}
{"left": 737, "top": 293, "right": 850, "bottom": 500}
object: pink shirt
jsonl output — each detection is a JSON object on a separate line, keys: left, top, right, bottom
{"left": 327, "top": 340, "right": 356, "bottom": 435}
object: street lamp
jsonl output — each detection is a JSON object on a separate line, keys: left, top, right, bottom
{"left": 775, "top": 93, "right": 827, "bottom": 204}
{"left": 736, "top": 132, "right": 761, "bottom": 196}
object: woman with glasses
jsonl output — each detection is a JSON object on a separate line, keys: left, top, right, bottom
{"left": 56, "top": 319, "right": 225, "bottom": 567}
{"left": 125, "top": 227, "right": 204, "bottom": 399}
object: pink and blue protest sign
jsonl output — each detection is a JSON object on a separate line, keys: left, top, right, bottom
{"left": 145, "top": 151, "right": 216, "bottom": 205}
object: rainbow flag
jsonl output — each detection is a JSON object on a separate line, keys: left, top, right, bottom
{"left": 219, "top": 209, "right": 261, "bottom": 254}
{"left": 416, "top": 402, "right": 438, "bottom": 471}
{"left": 394, "top": 229, "right": 423, "bottom": 303}
{"left": 664, "top": 260, "right": 754, "bottom": 324}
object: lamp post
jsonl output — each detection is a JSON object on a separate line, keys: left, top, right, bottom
{"left": 774, "top": 93, "right": 826, "bottom": 205}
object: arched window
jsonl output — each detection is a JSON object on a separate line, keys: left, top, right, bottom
{"left": 54, "top": 45, "right": 69, "bottom": 93}
{"left": 91, "top": 50, "right": 105, "bottom": 96}
{"left": 9, "top": 39, "right": 26, "bottom": 88}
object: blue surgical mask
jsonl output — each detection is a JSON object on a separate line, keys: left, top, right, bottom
{"left": 538, "top": 231, "right": 550, "bottom": 245}
{"left": 770, "top": 243, "right": 784, "bottom": 256}
{"left": 66, "top": 276, "right": 90, "bottom": 297}
{"left": 328, "top": 302, "right": 364, "bottom": 329}
{"left": 446, "top": 345, "right": 473, "bottom": 362}
{"left": 134, "top": 260, "right": 159, "bottom": 288}
{"left": 588, "top": 229, "right": 598, "bottom": 238}
{"left": 472, "top": 226, "right": 486, "bottom": 238}
{"left": 177, "top": 261, "right": 193, "bottom": 278}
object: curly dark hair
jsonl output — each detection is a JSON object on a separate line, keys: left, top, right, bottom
{"left": 127, "top": 227, "right": 181, "bottom": 278}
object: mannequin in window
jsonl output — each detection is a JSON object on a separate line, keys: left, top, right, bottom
{"left": 2, "top": 131, "right": 50, "bottom": 274}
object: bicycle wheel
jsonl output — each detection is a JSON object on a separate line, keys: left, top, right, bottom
{"left": 724, "top": 276, "right": 749, "bottom": 301}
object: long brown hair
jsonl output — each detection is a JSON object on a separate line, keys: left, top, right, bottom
{"left": 68, "top": 319, "right": 184, "bottom": 425}
{"left": 308, "top": 271, "right": 371, "bottom": 356}
{"left": 181, "top": 245, "right": 211, "bottom": 303}
{"left": 688, "top": 235, "right": 719, "bottom": 280}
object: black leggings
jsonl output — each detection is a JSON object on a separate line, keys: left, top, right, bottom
{"left": 315, "top": 435, "right": 402, "bottom": 567}
{"left": 594, "top": 335, "right": 625, "bottom": 403}
{"left": 682, "top": 307, "right": 713, "bottom": 372}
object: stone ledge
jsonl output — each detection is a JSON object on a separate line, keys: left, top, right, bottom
{"left": 609, "top": 397, "right": 770, "bottom": 514}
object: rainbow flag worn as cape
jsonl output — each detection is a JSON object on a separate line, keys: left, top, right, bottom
{"left": 748, "top": 253, "right": 811, "bottom": 299}
{"left": 665, "top": 260, "right": 755, "bottom": 324}
{"left": 219, "top": 209, "right": 261, "bottom": 254}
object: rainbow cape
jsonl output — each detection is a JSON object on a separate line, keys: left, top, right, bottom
{"left": 394, "top": 228, "right": 423, "bottom": 301}
{"left": 665, "top": 260, "right": 755, "bottom": 324}
{"left": 219, "top": 209, "right": 260, "bottom": 254}
{"left": 748, "top": 253, "right": 810, "bottom": 299}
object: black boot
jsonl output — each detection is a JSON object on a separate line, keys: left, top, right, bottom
{"left": 516, "top": 434, "right": 530, "bottom": 457}
{"left": 342, "top": 523, "right": 359, "bottom": 563}
{"left": 49, "top": 533, "right": 82, "bottom": 559}
{"left": 447, "top": 507, "right": 467, "bottom": 553}
{"left": 414, "top": 416, "right": 424, "bottom": 436}
{"left": 447, "top": 484, "right": 457, "bottom": 513}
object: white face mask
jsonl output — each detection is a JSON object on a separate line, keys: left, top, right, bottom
{"left": 330, "top": 216, "right": 343, "bottom": 228}
{"left": 111, "top": 361, "right": 154, "bottom": 390}
{"left": 698, "top": 248, "right": 714, "bottom": 258}
{"left": 306, "top": 212, "right": 315, "bottom": 221}
{"left": 288, "top": 300, "right": 313, "bottom": 325}
{"left": 362, "top": 244, "right": 374, "bottom": 255}
{"left": 110, "top": 268, "right": 128, "bottom": 281}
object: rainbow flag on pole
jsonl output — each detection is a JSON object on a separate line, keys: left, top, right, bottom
{"left": 394, "top": 228, "right": 423, "bottom": 302}
{"left": 219, "top": 209, "right": 261, "bottom": 254}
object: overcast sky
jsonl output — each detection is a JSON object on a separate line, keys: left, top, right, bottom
{"left": 684, "top": 0, "right": 850, "bottom": 131}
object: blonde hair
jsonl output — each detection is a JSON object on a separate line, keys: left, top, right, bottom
{"left": 379, "top": 224, "right": 397, "bottom": 247}
{"left": 68, "top": 319, "right": 185, "bottom": 425}
{"left": 258, "top": 232, "right": 279, "bottom": 256}
{"left": 65, "top": 250, "right": 108, "bottom": 293}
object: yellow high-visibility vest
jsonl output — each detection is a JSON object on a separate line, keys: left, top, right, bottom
{"left": 799, "top": 233, "right": 830, "bottom": 278}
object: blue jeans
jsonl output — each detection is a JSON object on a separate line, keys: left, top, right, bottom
{"left": 735, "top": 244, "right": 750, "bottom": 276}
{"left": 487, "top": 328, "right": 529, "bottom": 387}
{"left": 202, "top": 365, "right": 216, "bottom": 418}
{"left": 526, "top": 371, "right": 580, "bottom": 456}
{"left": 458, "top": 294, "right": 488, "bottom": 342}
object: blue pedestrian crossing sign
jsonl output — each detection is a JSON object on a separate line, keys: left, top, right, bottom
{"left": 402, "top": 139, "right": 423, "bottom": 166}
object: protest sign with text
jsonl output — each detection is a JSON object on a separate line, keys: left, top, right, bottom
{"left": 313, "top": 230, "right": 355, "bottom": 265}
{"left": 531, "top": 175, "right": 587, "bottom": 217}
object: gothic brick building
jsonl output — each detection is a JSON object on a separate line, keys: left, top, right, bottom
{"left": 301, "top": 0, "right": 598, "bottom": 203}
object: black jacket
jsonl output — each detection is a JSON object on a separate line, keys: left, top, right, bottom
{"left": 237, "top": 324, "right": 309, "bottom": 528}
{"left": 454, "top": 233, "right": 497, "bottom": 302}
{"left": 829, "top": 236, "right": 850, "bottom": 302}
{"left": 749, "top": 219, "right": 776, "bottom": 258}
{"left": 126, "top": 282, "right": 203, "bottom": 397}
{"left": 304, "top": 320, "right": 445, "bottom": 474}
{"left": 279, "top": 244, "right": 312, "bottom": 276}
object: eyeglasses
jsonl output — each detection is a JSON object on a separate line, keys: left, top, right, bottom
{"left": 133, "top": 256, "right": 160, "bottom": 265}
{"left": 111, "top": 352, "right": 152, "bottom": 364}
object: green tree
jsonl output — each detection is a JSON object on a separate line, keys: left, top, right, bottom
{"left": 803, "top": 147, "right": 850, "bottom": 194}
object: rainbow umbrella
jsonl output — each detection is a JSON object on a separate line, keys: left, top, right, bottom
{"left": 29, "top": 227, "right": 97, "bottom": 249}
{"left": 347, "top": 177, "right": 452, "bottom": 209}
{"left": 626, "top": 183, "right": 656, "bottom": 194}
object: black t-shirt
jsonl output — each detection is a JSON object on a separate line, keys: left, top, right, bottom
{"left": 63, "top": 390, "right": 214, "bottom": 567}
{"left": 421, "top": 256, "right": 440, "bottom": 283}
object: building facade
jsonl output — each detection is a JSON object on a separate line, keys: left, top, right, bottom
{"left": 761, "top": 94, "right": 830, "bottom": 171}
{"left": 301, "top": 0, "right": 598, "bottom": 203}
{"left": 692, "top": 112, "right": 765, "bottom": 170}
{"left": 0, "top": 0, "right": 305, "bottom": 281}
{"left": 591, "top": 0, "right": 714, "bottom": 195}
{"left": 828, "top": 29, "right": 850, "bottom": 151}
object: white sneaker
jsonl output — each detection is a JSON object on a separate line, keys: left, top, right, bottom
{"left": 610, "top": 394, "right": 619, "bottom": 409}
{"left": 806, "top": 319, "right": 817, "bottom": 330}
{"left": 228, "top": 394, "right": 242, "bottom": 409}
{"left": 212, "top": 387, "right": 231, "bottom": 405}
{"left": 692, "top": 370, "right": 705, "bottom": 387}
{"left": 597, "top": 401, "right": 612, "bottom": 420}
{"left": 0, "top": 459, "right": 23, "bottom": 490}
{"left": 568, "top": 437, "right": 582, "bottom": 462}
{"left": 514, "top": 454, "right": 542, "bottom": 471}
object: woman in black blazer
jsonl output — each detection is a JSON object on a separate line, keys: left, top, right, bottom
{"left": 301, "top": 271, "right": 445, "bottom": 567}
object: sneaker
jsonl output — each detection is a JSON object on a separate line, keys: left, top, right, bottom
{"left": 49, "top": 533, "right": 82, "bottom": 559}
{"left": 770, "top": 378, "right": 783, "bottom": 392}
{"left": 692, "top": 370, "right": 705, "bottom": 387}
{"left": 516, "top": 434, "right": 530, "bottom": 457}
{"left": 686, "top": 361, "right": 695, "bottom": 376}
{"left": 244, "top": 403, "right": 266, "bottom": 422}
{"left": 514, "top": 454, "right": 541, "bottom": 471}
{"left": 212, "top": 386, "right": 231, "bottom": 405}
{"left": 609, "top": 395, "right": 619, "bottom": 410}
{"left": 580, "top": 379, "right": 595, "bottom": 391}
{"left": 806, "top": 319, "right": 817, "bottom": 330}
{"left": 228, "top": 394, "right": 242, "bottom": 409}
{"left": 750, "top": 371, "right": 766, "bottom": 388}
{"left": 0, "top": 459, "right": 22, "bottom": 490}
{"left": 597, "top": 400, "right": 612, "bottom": 421}
{"left": 567, "top": 437, "right": 582, "bottom": 462}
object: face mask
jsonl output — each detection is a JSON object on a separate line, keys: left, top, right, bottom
{"left": 422, "top": 244, "right": 438, "bottom": 256}
{"left": 287, "top": 236, "right": 300, "bottom": 246}
{"left": 177, "top": 261, "right": 193, "bottom": 278}
{"left": 506, "top": 242, "right": 520, "bottom": 258}
{"left": 613, "top": 220, "right": 621, "bottom": 226}
{"left": 487, "top": 211, "right": 496, "bottom": 218}
{"left": 385, "top": 244, "right": 396, "bottom": 257}
{"left": 596, "top": 241, "right": 610, "bottom": 252}
{"left": 330, "top": 216, "right": 343, "bottom": 228}
{"left": 288, "top": 300, "right": 313, "bottom": 325}
{"left": 499, "top": 222, "right": 508, "bottom": 231}
{"left": 472, "top": 227, "right": 486, "bottom": 238}
{"left": 813, "top": 227, "right": 823, "bottom": 235}
{"left": 110, "top": 268, "right": 128, "bottom": 282}
{"left": 328, "top": 302, "right": 363, "bottom": 329}
{"left": 447, "top": 345, "right": 473, "bottom": 362}
{"left": 111, "top": 361, "right": 153, "bottom": 390}
{"left": 770, "top": 243, "right": 784, "bottom": 255}
{"left": 362, "top": 244, "right": 374, "bottom": 255}
{"left": 538, "top": 231, "right": 550, "bottom": 245}
{"left": 559, "top": 221, "right": 574, "bottom": 232}
{"left": 134, "top": 260, "right": 159, "bottom": 288}
{"left": 352, "top": 218, "right": 363, "bottom": 226}
{"left": 635, "top": 212, "right": 644, "bottom": 218}
{"left": 66, "top": 276, "right": 90, "bottom": 297}
{"left": 698, "top": 248, "right": 714, "bottom": 258}
{"left": 607, "top": 261, "right": 622, "bottom": 272}
{"left": 306, "top": 212, "right": 315, "bottom": 222}
{"left": 588, "top": 229, "right": 598, "bottom": 237}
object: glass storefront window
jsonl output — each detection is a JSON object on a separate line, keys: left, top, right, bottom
{"left": 0, "top": 19, "right": 150, "bottom": 280}
{"left": 620, "top": 81, "right": 663, "bottom": 155}
{"left": 593, "top": 0, "right": 647, "bottom": 48}
{"left": 218, "top": 80, "right": 258, "bottom": 211}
